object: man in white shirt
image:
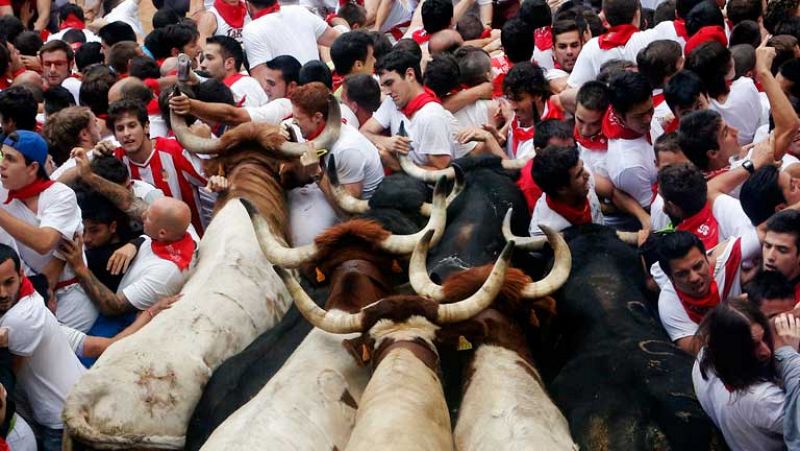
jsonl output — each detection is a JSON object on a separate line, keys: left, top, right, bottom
{"left": 47, "top": 5, "right": 102, "bottom": 44}
{"left": 636, "top": 40, "right": 683, "bottom": 130}
{"left": 0, "top": 131, "right": 98, "bottom": 332}
{"left": 39, "top": 40, "right": 80, "bottom": 104}
{"left": 197, "top": 0, "right": 250, "bottom": 43}
{"left": 61, "top": 197, "right": 194, "bottom": 314}
{"left": 242, "top": 0, "right": 339, "bottom": 88}
{"left": 341, "top": 73, "right": 382, "bottom": 129}
{"left": 200, "top": 36, "right": 268, "bottom": 108}
{"left": 0, "top": 244, "right": 85, "bottom": 451}
{"left": 547, "top": 19, "right": 584, "bottom": 93}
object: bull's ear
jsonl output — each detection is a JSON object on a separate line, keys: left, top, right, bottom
{"left": 341, "top": 335, "right": 373, "bottom": 367}
{"left": 435, "top": 319, "right": 486, "bottom": 349}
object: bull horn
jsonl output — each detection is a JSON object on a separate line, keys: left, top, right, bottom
{"left": 278, "top": 94, "right": 342, "bottom": 157}
{"left": 502, "top": 208, "right": 549, "bottom": 250}
{"left": 170, "top": 102, "right": 225, "bottom": 155}
{"left": 408, "top": 229, "right": 445, "bottom": 301}
{"left": 327, "top": 155, "right": 369, "bottom": 214}
{"left": 377, "top": 176, "right": 448, "bottom": 253}
{"left": 398, "top": 153, "right": 455, "bottom": 182}
{"left": 520, "top": 225, "right": 572, "bottom": 299}
{"left": 501, "top": 153, "right": 534, "bottom": 170}
{"left": 436, "top": 240, "right": 514, "bottom": 323}
{"left": 616, "top": 231, "right": 640, "bottom": 245}
{"left": 420, "top": 165, "right": 464, "bottom": 216}
{"left": 242, "top": 198, "right": 319, "bottom": 268}
{"left": 274, "top": 266, "right": 364, "bottom": 334}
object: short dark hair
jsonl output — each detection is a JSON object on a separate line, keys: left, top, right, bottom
{"left": 265, "top": 55, "right": 301, "bottom": 85}
{"left": 727, "top": 0, "right": 762, "bottom": 25}
{"left": 43, "top": 85, "right": 76, "bottom": 116}
{"left": 0, "top": 244, "right": 21, "bottom": 273}
{"left": 59, "top": 3, "right": 85, "bottom": 22}
{"left": 552, "top": 19, "right": 581, "bottom": 43}
{"left": 129, "top": 56, "right": 160, "bottom": 79}
{"left": 98, "top": 22, "right": 137, "bottom": 46}
{"left": 338, "top": 2, "right": 367, "bottom": 28}
{"left": 63, "top": 28, "right": 87, "bottom": 45}
{"left": 602, "top": 0, "right": 640, "bottom": 26}
{"left": 376, "top": 50, "right": 422, "bottom": 83}
{"left": 343, "top": 73, "right": 381, "bottom": 112}
{"left": 456, "top": 14, "right": 483, "bottom": 40}
{"left": 654, "top": 0, "right": 677, "bottom": 23}
{"left": 657, "top": 230, "right": 706, "bottom": 277}
{"left": 13, "top": 31, "right": 43, "bottom": 56}
{"left": 163, "top": 23, "right": 199, "bottom": 53}
{"left": 120, "top": 81, "right": 154, "bottom": 104}
{"left": 730, "top": 44, "right": 755, "bottom": 79}
{"left": 698, "top": 298, "right": 777, "bottom": 391}
{"left": 740, "top": 166, "right": 786, "bottom": 226}
{"left": 775, "top": 16, "right": 800, "bottom": 41}
{"left": 728, "top": 20, "right": 762, "bottom": 47}
{"left": 79, "top": 64, "right": 117, "bottom": 116}
{"left": 532, "top": 145, "right": 581, "bottom": 195}
{"left": 0, "top": 16, "right": 25, "bottom": 44}
{"left": 424, "top": 53, "right": 459, "bottom": 98}
{"left": 685, "top": 41, "right": 731, "bottom": 98}
{"left": 206, "top": 35, "right": 244, "bottom": 72}
{"left": 39, "top": 39, "right": 74, "bottom": 63}
{"left": 576, "top": 80, "right": 610, "bottom": 111}
{"left": 636, "top": 40, "right": 682, "bottom": 89}
{"left": 655, "top": 130, "right": 681, "bottom": 153}
{"left": 678, "top": 109, "right": 722, "bottom": 170}
{"left": 330, "top": 31, "right": 372, "bottom": 75}
{"left": 765, "top": 209, "right": 800, "bottom": 248}
{"left": 248, "top": 0, "right": 278, "bottom": 8}
{"left": 153, "top": 7, "right": 183, "bottom": 29}
{"left": 393, "top": 39, "right": 423, "bottom": 62}
{"left": 454, "top": 46, "right": 490, "bottom": 86}
{"left": 195, "top": 78, "right": 235, "bottom": 106}
{"left": 422, "top": 0, "right": 453, "bottom": 33}
{"left": 686, "top": 0, "right": 725, "bottom": 35}
{"left": 367, "top": 31, "right": 392, "bottom": 62}
{"left": 501, "top": 18, "right": 534, "bottom": 63}
{"left": 533, "top": 119, "right": 573, "bottom": 150}
{"left": 658, "top": 162, "right": 707, "bottom": 216}
{"left": 745, "top": 271, "right": 795, "bottom": 309}
{"left": 664, "top": 70, "right": 706, "bottom": 114}
{"left": 0, "top": 86, "right": 37, "bottom": 131}
{"left": 503, "top": 61, "right": 550, "bottom": 100}
{"left": 299, "top": 60, "right": 333, "bottom": 89}
{"left": 764, "top": 0, "right": 800, "bottom": 34}
{"left": 107, "top": 98, "right": 149, "bottom": 130}
{"left": 91, "top": 154, "right": 129, "bottom": 184}
{"left": 75, "top": 187, "right": 125, "bottom": 226}
{"left": 0, "top": 40, "right": 8, "bottom": 76}
{"left": 676, "top": 0, "right": 704, "bottom": 18}
{"left": 607, "top": 71, "right": 652, "bottom": 115}
{"left": 780, "top": 58, "right": 800, "bottom": 99}
{"left": 75, "top": 42, "right": 104, "bottom": 72}
{"left": 143, "top": 29, "right": 170, "bottom": 61}
{"left": 519, "top": 0, "right": 552, "bottom": 29}
{"left": 107, "top": 41, "right": 140, "bottom": 74}
{"left": 596, "top": 58, "right": 636, "bottom": 84}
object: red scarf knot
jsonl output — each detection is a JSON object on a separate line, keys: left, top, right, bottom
{"left": 676, "top": 203, "right": 720, "bottom": 250}
{"left": 59, "top": 13, "right": 85, "bottom": 30}
{"left": 602, "top": 107, "right": 651, "bottom": 144}
{"left": 214, "top": 0, "right": 247, "bottom": 28}
{"left": 534, "top": 26, "right": 553, "bottom": 51}
{"left": 479, "top": 26, "right": 492, "bottom": 39}
{"left": 574, "top": 125, "right": 608, "bottom": 151}
{"left": 151, "top": 232, "right": 195, "bottom": 271}
{"left": 5, "top": 178, "right": 55, "bottom": 204}
{"left": 598, "top": 24, "right": 638, "bottom": 50}
{"left": 676, "top": 238, "right": 742, "bottom": 323}
{"left": 411, "top": 28, "right": 429, "bottom": 45}
{"left": 252, "top": 2, "right": 280, "bottom": 20}
{"left": 325, "top": 12, "right": 338, "bottom": 25}
{"left": 18, "top": 275, "right": 35, "bottom": 299}
{"left": 546, "top": 195, "right": 593, "bottom": 225}
{"left": 401, "top": 87, "right": 441, "bottom": 118}
{"left": 684, "top": 25, "right": 727, "bottom": 56}
{"left": 222, "top": 73, "right": 245, "bottom": 87}
{"left": 510, "top": 115, "right": 535, "bottom": 156}
{"left": 542, "top": 97, "right": 565, "bottom": 121}
{"left": 673, "top": 19, "right": 688, "bottom": 40}
{"left": 146, "top": 98, "right": 160, "bottom": 115}
{"left": 332, "top": 71, "right": 345, "bottom": 92}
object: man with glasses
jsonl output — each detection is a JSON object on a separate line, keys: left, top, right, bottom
{"left": 39, "top": 40, "right": 80, "bottom": 104}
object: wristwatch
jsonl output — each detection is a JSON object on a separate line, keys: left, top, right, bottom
{"left": 741, "top": 159, "right": 755, "bottom": 174}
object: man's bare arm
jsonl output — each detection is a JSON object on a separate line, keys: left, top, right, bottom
{"left": 73, "top": 265, "right": 133, "bottom": 316}
{"left": 0, "top": 211, "right": 61, "bottom": 255}
{"left": 675, "top": 336, "right": 702, "bottom": 356}
{"left": 82, "top": 173, "right": 148, "bottom": 221}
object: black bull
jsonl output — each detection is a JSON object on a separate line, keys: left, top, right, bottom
{"left": 549, "top": 224, "right": 724, "bottom": 450}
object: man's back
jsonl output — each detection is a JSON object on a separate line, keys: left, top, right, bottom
{"left": 242, "top": 5, "right": 328, "bottom": 66}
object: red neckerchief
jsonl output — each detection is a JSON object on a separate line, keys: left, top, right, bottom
{"left": 534, "top": 26, "right": 552, "bottom": 51}
{"left": 684, "top": 25, "right": 727, "bottom": 56}
{"left": 664, "top": 116, "right": 679, "bottom": 133}
{"left": 146, "top": 98, "right": 160, "bottom": 115}
{"left": 516, "top": 159, "right": 542, "bottom": 214}
{"left": 59, "top": 12, "right": 85, "bottom": 30}
{"left": 252, "top": 2, "right": 280, "bottom": 19}
{"left": 401, "top": 87, "right": 441, "bottom": 118}
{"left": 144, "top": 78, "right": 161, "bottom": 95}
{"left": 510, "top": 115, "right": 534, "bottom": 156}
{"left": 70, "top": 42, "right": 82, "bottom": 51}
{"left": 676, "top": 238, "right": 742, "bottom": 323}
{"left": 18, "top": 275, "right": 35, "bottom": 299}
{"left": 653, "top": 92, "right": 665, "bottom": 107}
{"left": 602, "top": 106, "right": 651, "bottom": 144}
{"left": 574, "top": 125, "right": 608, "bottom": 151}
{"left": 5, "top": 178, "right": 55, "bottom": 204}
{"left": 704, "top": 166, "right": 730, "bottom": 181}
{"left": 542, "top": 97, "right": 565, "bottom": 120}
{"left": 754, "top": 78, "right": 765, "bottom": 92}
{"left": 553, "top": 59, "right": 563, "bottom": 70}
{"left": 325, "top": 12, "right": 338, "bottom": 25}
{"left": 411, "top": 28, "right": 429, "bottom": 44}
{"left": 214, "top": 0, "right": 247, "bottom": 28}
{"left": 305, "top": 121, "right": 326, "bottom": 140}
{"left": 598, "top": 24, "right": 638, "bottom": 50}
{"left": 676, "top": 203, "right": 720, "bottom": 249}
{"left": 332, "top": 71, "right": 345, "bottom": 92}
{"left": 223, "top": 73, "right": 245, "bottom": 88}
{"left": 491, "top": 54, "right": 512, "bottom": 98}
{"left": 0, "top": 78, "right": 9, "bottom": 90}
{"left": 479, "top": 26, "right": 492, "bottom": 39}
{"left": 673, "top": 19, "right": 688, "bottom": 40}
{"left": 39, "top": 29, "right": 50, "bottom": 41}
{"left": 546, "top": 195, "right": 592, "bottom": 225}
{"left": 151, "top": 232, "right": 195, "bottom": 271}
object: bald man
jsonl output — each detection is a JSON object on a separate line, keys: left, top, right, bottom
{"left": 62, "top": 197, "right": 196, "bottom": 315}
{"left": 428, "top": 29, "right": 464, "bottom": 56}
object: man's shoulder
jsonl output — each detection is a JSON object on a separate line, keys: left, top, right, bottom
{"left": 154, "top": 137, "right": 187, "bottom": 156}
{"left": 40, "top": 181, "right": 76, "bottom": 203}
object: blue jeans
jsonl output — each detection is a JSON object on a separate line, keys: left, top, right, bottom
{"left": 38, "top": 426, "right": 61, "bottom": 451}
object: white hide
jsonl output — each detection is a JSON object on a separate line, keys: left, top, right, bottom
{"left": 63, "top": 200, "right": 293, "bottom": 449}
{"left": 454, "top": 345, "right": 578, "bottom": 451}
{"left": 201, "top": 327, "right": 370, "bottom": 450}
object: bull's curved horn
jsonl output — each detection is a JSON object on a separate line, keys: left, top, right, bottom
{"left": 408, "top": 229, "right": 445, "bottom": 301}
{"left": 274, "top": 266, "right": 364, "bottom": 334}
{"left": 278, "top": 94, "right": 342, "bottom": 157}
{"left": 398, "top": 153, "right": 455, "bottom": 182}
{"left": 170, "top": 105, "right": 225, "bottom": 155}
{"left": 616, "top": 231, "right": 640, "bottom": 245}
{"left": 520, "top": 225, "right": 572, "bottom": 299}
{"left": 436, "top": 240, "right": 513, "bottom": 323}
{"left": 242, "top": 198, "right": 319, "bottom": 268}
{"left": 501, "top": 153, "right": 534, "bottom": 170}
{"left": 327, "top": 155, "right": 370, "bottom": 214}
{"left": 420, "top": 165, "right": 464, "bottom": 216}
{"left": 377, "top": 176, "right": 448, "bottom": 253}
{"left": 502, "top": 208, "right": 549, "bottom": 250}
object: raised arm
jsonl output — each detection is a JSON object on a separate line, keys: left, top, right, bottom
{"left": 756, "top": 45, "right": 800, "bottom": 161}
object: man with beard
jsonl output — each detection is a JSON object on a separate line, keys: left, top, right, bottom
{"left": 39, "top": 40, "right": 80, "bottom": 104}
{"left": 547, "top": 20, "right": 584, "bottom": 93}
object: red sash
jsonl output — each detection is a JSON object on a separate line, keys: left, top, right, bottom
{"left": 653, "top": 92, "right": 665, "bottom": 107}
{"left": 18, "top": 275, "right": 35, "bottom": 299}
{"left": 5, "top": 179, "right": 55, "bottom": 204}
{"left": 151, "top": 232, "right": 195, "bottom": 271}
{"left": 602, "top": 107, "right": 650, "bottom": 143}
{"left": 676, "top": 203, "right": 719, "bottom": 250}
{"left": 510, "top": 116, "right": 534, "bottom": 156}
{"left": 401, "top": 88, "right": 441, "bottom": 118}
{"left": 574, "top": 126, "right": 608, "bottom": 151}
{"left": 59, "top": 13, "right": 85, "bottom": 30}
{"left": 598, "top": 24, "right": 638, "bottom": 50}
{"left": 664, "top": 116, "right": 679, "bottom": 133}
{"left": 676, "top": 238, "right": 742, "bottom": 323}
{"left": 673, "top": 19, "right": 688, "bottom": 40}
{"left": 252, "top": 2, "right": 280, "bottom": 19}
{"left": 214, "top": 0, "right": 247, "bottom": 28}
{"left": 411, "top": 28, "right": 429, "bottom": 44}
{"left": 546, "top": 195, "right": 593, "bottom": 225}
{"left": 534, "top": 26, "right": 552, "bottom": 51}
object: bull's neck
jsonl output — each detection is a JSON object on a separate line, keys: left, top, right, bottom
{"left": 372, "top": 336, "right": 439, "bottom": 373}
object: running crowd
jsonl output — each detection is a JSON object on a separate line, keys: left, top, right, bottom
{"left": 0, "top": 0, "right": 800, "bottom": 447}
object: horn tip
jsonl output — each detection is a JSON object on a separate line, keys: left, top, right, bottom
{"left": 240, "top": 198, "right": 258, "bottom": 217}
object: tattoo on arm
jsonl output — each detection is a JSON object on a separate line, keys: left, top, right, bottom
{"left": 76, "top": 269, "right": 132, "bottom": 316}
{"left": 85, "top": 174, "right": 148, "bottom": 221}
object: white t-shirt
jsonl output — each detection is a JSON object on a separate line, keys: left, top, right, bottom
{"left": 453, "top": 99, "right": 493, "bottom": 129}
{"left": 692, "top": 351, "right": 786, "bottom": 451}
{"left": 546, "top": 68, "right": 569, "bottom": 82}
{"left": 1, "top": 290, "right": 85, "bottom": 428}
{"left": 208, "top": 4, "right": 251, "bottom": 43}
{"left": 246, "top": 97, "right": 293, "bottom": 124}
{"left": 529, "top": 190, "right": 604, "bottom": 236}
{"left": 709, "top": 76, "right": 764, "bottom": 146}
{"left": 605, "top": 134, "right": 658, "bottom": 208}
{"left": 650, "top": 193, "right": 754, "bottom": 240}
{"left": 149, "top": 113, "right": 169, "bottom": 139}
{"left": 578, "top": 145, "right": 608, "bottom": 177}
{"left": 532, "top": 47, "right": 554, "bottom": 72}
{"left": 59, "top": 323, "right": 87, "bottom": 357}
{"left": 651, "top": 229, "right": 761, "bottom": 341}
{"left": 62, "top": 76, "right": 81, "bottom": 105}
{"left": 242, "top": 5, "right": 328, "bottom": 67}
{"left": 325, "top": 124, "right": 384, "bottom": 199}
{"left": 379, "top": 0, "right": 416, "bottom": 34}
{"left": 372, "top": 96, "right": 474, "bottom": 164}
{"left": 102, "top": 0, "right": 144, "bottom": 37}
{"left": 340, "top": 102, "right": 359, "bottom": 128}
{"left": 2, "top": 183, "right": 98, "bottom": 331}
{"left": 118, "top": 235, "right": 191, "bottom": 310}
{"left": 228, "top": 75, "right": 269, "bottom": 108}
{"left": 567, "top": 20, "right": 681, "bottom": 88}
{"left": 47, "top": 29, "right": 101, "bottom": 43}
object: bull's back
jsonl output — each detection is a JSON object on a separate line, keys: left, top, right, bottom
{"left": 63, "top": 200, "right": 293, "bottom": 449}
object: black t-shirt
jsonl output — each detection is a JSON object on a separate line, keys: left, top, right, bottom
{"left": 85, "top": 242, "right": 126, "bottom": 292}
